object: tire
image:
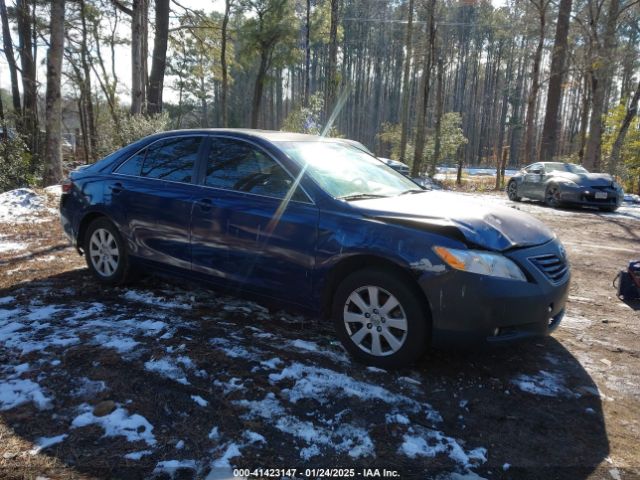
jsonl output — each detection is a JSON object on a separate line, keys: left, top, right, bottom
{"left": 507, "top": 180, "right": 521, "bottom": 201}
{"left": 332, "top": 268, "right": 429, "bottom": 368}
{"left": 83, "top": 218, "right": 134, "bottom": 286}
{"left": 545, "top": 184, "right": 562, "bottom": 208}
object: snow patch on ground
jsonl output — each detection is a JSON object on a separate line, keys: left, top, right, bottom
{"left": 124, "top": 450, "right": 153, "bottom": 460}
{"left": 154, "top": 459, "right": 198, "bottom": 477}
{"left": 400, "top": 428, "right": 487, "bottom": 470}
{"left": 144, "top": 356, "right": 196, "bottom": 385}
{"left": 268, "top": 362, "right": 442, "bottom": 422}
{"left": 122, "top": 290, "right": 192, "bottom": 310}
{"left": 512, "top": 370, "right": 575, "bottom": 397}
{"left": 72, "top": 404, "right": 156, "bottom": 446}
{"left": 191, "top": 395, "right": 209, "bottom": 407}
{"left": 0, "top": 364, "right": 51, "bottom": 411}
{"left": 211, "top": 443, "right": 242, "bottom": 468}
{"left": 0, "top": 188, "right": 55, "bottom": 223}
{"left": 0, "top": 240, "right": 29, "bottom": 253}
{"left": 29, "top": 434, "right": 68, "bottom": 455}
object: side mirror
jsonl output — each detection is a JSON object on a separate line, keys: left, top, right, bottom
{"left": 531, "top": 168, "right": 542, "bottom": 174}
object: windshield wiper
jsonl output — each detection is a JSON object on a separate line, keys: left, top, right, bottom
{"left": 339, "top": 193, "right": 389, "bottom": 201}
{"left": 399, "top": 188, "right": 425, "bottom": 195}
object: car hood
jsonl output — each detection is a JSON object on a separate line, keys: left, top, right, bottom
{"left": 553, "top": 171, "right": 613, "bottom": 186}
{"left": 352, "top": 192, "right": 555, "bottom": 252}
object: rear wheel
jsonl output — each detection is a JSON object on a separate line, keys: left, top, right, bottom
{"left": 507, "top": 180, "right": 521, "bottom": 201}
{"left": 545, "top": 184, "right": 562, "bottom": 208}
{"left": 332, "top": 268, "right": 429, "bottom": 368}
{"left": 83, "top": 218, "right": 134, "bottom": 286}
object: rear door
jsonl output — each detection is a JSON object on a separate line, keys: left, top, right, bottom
{"left": 190, "top": 136, "right": 319, "bottom": 305}
{"left": 108, "top": 135, "right": 205, "bottom": 270}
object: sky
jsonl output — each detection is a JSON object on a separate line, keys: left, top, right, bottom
{"left": 0, "top": 0, "right": 507, "bottom": 109}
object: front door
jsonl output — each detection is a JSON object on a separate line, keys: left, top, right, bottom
{"left": 190, "top": 137, "right": 318, "bottom": 305}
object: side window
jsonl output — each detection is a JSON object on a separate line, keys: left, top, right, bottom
{"left": 204, "top": 138, "right": 309, "bottom": 202}
{"left": 526, "top": 163, "right": 541, "bottom": 173}
{"left": 115, "top": 150, "right": 146, "bottom": 176}
{"left": 140, "top": 136, "right": 202, "bottom": 183}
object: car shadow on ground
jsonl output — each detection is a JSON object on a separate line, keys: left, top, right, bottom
{"left": 0, "top": 270, "right": 610, "bottom": 479}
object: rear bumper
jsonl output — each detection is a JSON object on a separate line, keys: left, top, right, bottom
{"left": 420, "top": 240, "right": 570, "bottom": 349}
{"left": 60, "top": 193, "right": 77, "bottom": 246}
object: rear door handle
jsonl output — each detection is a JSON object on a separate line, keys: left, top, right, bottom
{"left": 197, "top": 198, "right": 213, "bottom": 211}
{"left": 110, "top": 182, "right": 124, "bottom": 194}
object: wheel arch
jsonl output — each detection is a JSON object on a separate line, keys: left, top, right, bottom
{"left": 77, "top": 211, "right": 115, "bottom": 253}
{"left": 320, "top": 254, "right": 432, "bottom": 321}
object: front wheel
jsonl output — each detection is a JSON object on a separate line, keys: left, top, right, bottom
{"left": 507, "top": 180, "right": 521, "bottom": 201}
{"left": 83, "top": 218, "right": 134, "bottom": 286}
{"left": 332, "top": 268, "right": 429, "bottom": 368}
{"left": 545, "top": 184, "right": 562, "bottom": 208}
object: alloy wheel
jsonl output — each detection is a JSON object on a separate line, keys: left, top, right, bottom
{"left": 89, "top": 228, "right": 120, "bottom": 277}
{"left": 343, "top": 285, "right": 408, "bottom": 357}
{"left": 546, "top": 185, "right": 560, "bottom": 207}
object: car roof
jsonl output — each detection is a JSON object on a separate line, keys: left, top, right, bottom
{"left": 157, "top": 128, "right": 337, "bottom": 143}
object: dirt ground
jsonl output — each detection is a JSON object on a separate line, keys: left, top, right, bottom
{"left": 0, "top": 190, "right": 638, "bottom": 480}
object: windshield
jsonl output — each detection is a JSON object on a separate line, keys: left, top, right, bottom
{"left": 545, "top": 162, "right": 588, "bottom": 174}
{"left": 277, "top": 141, "right": 418, "bottom": 199}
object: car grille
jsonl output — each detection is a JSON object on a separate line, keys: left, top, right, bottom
{"left": 529, "top": 254, "right": 569, "bottom": 283}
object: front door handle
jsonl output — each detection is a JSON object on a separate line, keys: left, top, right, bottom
{"left": 197, "top": 198, "right": 213, "bottom": 211}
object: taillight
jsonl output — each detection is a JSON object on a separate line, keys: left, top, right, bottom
{"left": 62, "top": 179, "right": 74, "bottom": 193}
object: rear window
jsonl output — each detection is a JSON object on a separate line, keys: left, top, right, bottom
{"left": 115, "top": 136, "right": 202, "bottom": 183}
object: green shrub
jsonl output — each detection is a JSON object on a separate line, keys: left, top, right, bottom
{"left": 0, "top": 134, "right": 35, "bottom": 193}
{"left": 95, "top": 112, "right": 170, "bottom": 159}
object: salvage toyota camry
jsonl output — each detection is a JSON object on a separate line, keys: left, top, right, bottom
{"left": 60, "top": 129, "right": 570, "bottom": 367}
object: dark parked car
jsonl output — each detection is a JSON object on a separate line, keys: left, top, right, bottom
{"left": 507, "top": 162, "right": 624, "bottom": 211}
{"left": 336, "top": 139, "right": 412, "bottom": 177}
{"left": 60, "top": 129, "right": 570, "bottom": 367}
{"left": 378, "top": 157, "right": 410, "bottom": 177}
{"left": 411, "top": 176, "right": 443, "bottom": 191}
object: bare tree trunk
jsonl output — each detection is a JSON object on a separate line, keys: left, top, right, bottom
{"left": 221, "top": 0, "right": 231, "bottom": 126}
{"left": 608, "top": 78, "right": 640, "bottom": 174}
{"left": 304, "top": 0, "right": 311, "bottom": 106}
{"left": 251, "top": 51, "right": 269, "bottom": 128}
{"left": 78, "top": 0, "right": 97, "bottom": 161}
{"left": 130, "top": 0, "right": 148, "bottom": 115}
{"left": 430, "top": 55, "right": 444, "bottom": 176}
{"left": 324, "top": 0, "right": 339, "bottom": 121}
{"left": 523, "top": 0, "right": 547, "bottom": 165}
{"left": 539, "top": 0, "right": 572, "bottom": 161}
{"left": 16, "top": 0, "right": 38, "bottom": 156}
{"left": 411, "top": 0, "right": 436, "bottom": 177}
{"left": 44, "top": 0, "right": 65, "bottom": 186}
{"left": 399, "top": 0, "right": 414, "bottom": 163}
{"left": 0, "top": 0, "right": 21, "bottom": 115}
{"left": 577, "top": 70, "right": 590, "bottom": 162}
{"left": 583, "top": 0, "right": 619, "bottom": 172}
{"left": 147, "top": 0, "right": 169, "bottom": 115}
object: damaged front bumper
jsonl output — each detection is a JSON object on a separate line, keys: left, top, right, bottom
{"left": 418, "top": 240, "right": 570, "bottom": 349}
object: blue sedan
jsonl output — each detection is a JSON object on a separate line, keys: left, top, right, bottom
{"left": 60, "top": 129, "right": 570, "bottom": 367}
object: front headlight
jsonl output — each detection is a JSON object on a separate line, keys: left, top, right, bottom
{"left": 557, "top": 179, "right": 578, "bottom": 187}
{"left": 433, "top": 246, "right": 527, "bottom": 282}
